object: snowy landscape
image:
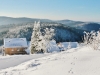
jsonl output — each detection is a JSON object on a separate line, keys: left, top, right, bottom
{"left": 0, "top": 0, "right": 100, "bottom": 75}
{"left": 0, "top": 19, "right": 100, "bottom": 75}
{"left": 0, "top": 20, "right": 100, "bottom": 75}
{"left": 0, "top": 45, "right": 100, "bottom": 75}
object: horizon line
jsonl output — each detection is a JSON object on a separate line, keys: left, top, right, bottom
{"left": 0, "top": 16, "right": 99, "bottom": 23}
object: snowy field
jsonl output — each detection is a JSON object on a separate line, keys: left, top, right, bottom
{"left": 0, "top": 53, "right": 51, "bottom": 70}
{"left": 0, "top": 46, "right": 100, "bottom": 75}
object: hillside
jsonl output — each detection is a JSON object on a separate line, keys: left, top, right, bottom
{"left": 56, "top": 19, "right": 85, "bottom": 27}
{"left": 0, "top": 16, "right": 53, "bottom": 25}
{"left": 76, "top": 23, "right": 100, "bottom": 31}
{"left": 0, "top": 16, "right": 100, "bottom": 31}
{"left": 0, "top": 16, "right": 100, "bottom": 45}
{"left": 0, "top": 46, "right": 100, "bottom": 75}
{"left": 56, "top": 20, "right": 100, "bottom": 31}
{"left": 0, "top": 22, "right": 83, "bottom": 45}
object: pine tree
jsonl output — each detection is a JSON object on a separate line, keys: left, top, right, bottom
{"left": 30, "top": 21, "right": 55, "bottom": 54}
{"left": 42, "top": 28, "right": 55, "bottom": 52}
{"left": 30, "top": 21, "right": 42, "bottom": 54}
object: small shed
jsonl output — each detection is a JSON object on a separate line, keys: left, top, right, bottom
{"left": 4, "top": 38, "right": 28, "bottom": 55}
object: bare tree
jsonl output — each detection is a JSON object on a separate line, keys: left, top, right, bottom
{"left": 83, "top": 30, "right": 100, "bottom": 50}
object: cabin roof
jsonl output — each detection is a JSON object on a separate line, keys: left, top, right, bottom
{"left": 4, "top": 38, "right": 28, "bottom": 48}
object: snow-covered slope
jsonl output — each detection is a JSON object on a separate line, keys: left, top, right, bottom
{"left": 0, "top": 46, "right": 100, "bottom": 75}
{"left": 0, "top": 54, "right": 51, "bottom": 70}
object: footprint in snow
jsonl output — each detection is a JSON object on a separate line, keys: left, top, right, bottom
{"left": 74, "top": 57, "right": 77, "bottom": 59}
{"left": 71, "top": 62, "right": 75, "bottom": 65}
{"left": 68, "top": 69, "right": 74, "bottom": 74}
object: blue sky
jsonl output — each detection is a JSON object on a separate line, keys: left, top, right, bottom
{"left": 0, "top": 0, "right": 100, "bottom": 22}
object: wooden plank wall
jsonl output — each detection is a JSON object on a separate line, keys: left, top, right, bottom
{"left": 5, "top": 48, "right": 27, "bottom": 55}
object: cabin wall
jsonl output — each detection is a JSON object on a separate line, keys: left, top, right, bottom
{"left": 4, "top": 47, "right": 27, "bottom": 55}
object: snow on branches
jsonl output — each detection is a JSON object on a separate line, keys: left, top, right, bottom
{"left": 30, "top": 21, "right": 55, "bottom": 54}
{"left": 83, "top": 30, "right": 100, "bottom": 50}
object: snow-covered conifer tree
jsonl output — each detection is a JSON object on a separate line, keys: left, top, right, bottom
{"left": 31, "top": 21, "right": 55, "bottom": 53}
{"left": 42, "top": 28, "right": 55, "bottom": 52}
{"left": 30, "top": 21, "right": 42, "bottom": 54}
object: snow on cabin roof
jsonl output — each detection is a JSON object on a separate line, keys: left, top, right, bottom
{"left": 4, "top": 38, "right": 28, "bottom": 48}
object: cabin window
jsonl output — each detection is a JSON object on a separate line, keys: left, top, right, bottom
{"left": 12, "top": 49, "right": 14, "bottom": 51}
{"left": 17, "top": 49, "right": 20, "bottom": 51}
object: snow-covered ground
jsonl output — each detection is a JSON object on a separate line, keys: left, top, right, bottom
{"left": 0, "top": 46, "right": 100, "bottom": 75}
{"left": 0, "top": 53, "right": 51, "bottom": 70}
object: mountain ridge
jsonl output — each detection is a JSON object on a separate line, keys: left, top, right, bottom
{"left": 0, "top": 16, "right": 100, "bottom": 45}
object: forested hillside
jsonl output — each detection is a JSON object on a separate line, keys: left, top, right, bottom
{"left": 0, "top": 22, "right": 83, "bottom": 45}
{"left": 0, "top": 17, "right": 100, "bottom": 45}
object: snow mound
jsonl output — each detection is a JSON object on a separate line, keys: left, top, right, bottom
{"left": 62, "top": 42, "right": 78, "bottom": 50}
{"left": 47, "top": 40, "right": 60, "bottom": 52}
{"left": 47, "top": 41, "right": 78, "bottom": 52}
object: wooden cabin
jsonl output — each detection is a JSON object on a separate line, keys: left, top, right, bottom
{"left": 4, "top": 38, "right": 28, "bottom": 55}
